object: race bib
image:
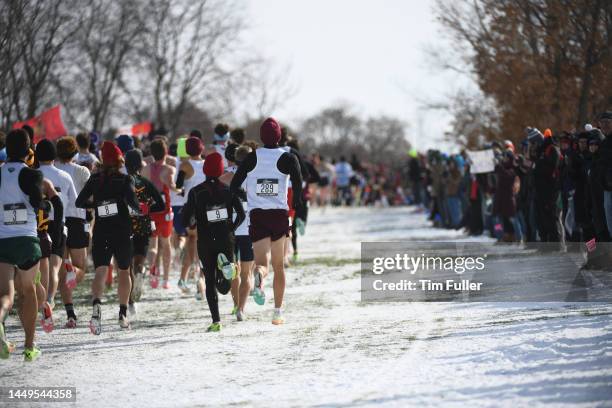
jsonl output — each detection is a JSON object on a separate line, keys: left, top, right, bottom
{"left": 206, "top": 207, "right": 228, "bottom": 223}
{"left": 97, "top": 200, "right": 119, "bottom": 218}
{"left": 256, "top": 178, "right": 279, "bottom": 196}
{"left": 3, "top": 203, "right": 27, "bottom": 225}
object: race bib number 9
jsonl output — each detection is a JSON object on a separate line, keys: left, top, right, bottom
{"left": 206, "top": 207, "right": 229, "bottom": 223}
{"left": 3, "top": 203, "right": 27, "bottom": 225}
{"left": 256, "top": 178, "right": 279, "bottom": 196}
{"left": 97, "top": 200, "right": 119, "bottom": 218}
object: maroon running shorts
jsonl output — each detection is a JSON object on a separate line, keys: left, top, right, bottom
{"left": 249, "top": 209, "right": 289, "bottom": 242}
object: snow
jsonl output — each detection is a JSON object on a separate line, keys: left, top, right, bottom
{"left": 2, "top": 207, "right": 611, "bottom": 407}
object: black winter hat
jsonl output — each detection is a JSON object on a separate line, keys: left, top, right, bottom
{"left": 35, "top": 139, "right": 56, "bottom": 162}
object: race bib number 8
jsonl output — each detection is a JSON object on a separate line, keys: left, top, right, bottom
{"left": 256, "top": 178, "right": 279, "bottom": 196}
{"left": 3, "top": 203, "right": 27, "bottom": 225}
{"left": 97, "top": 201, "right": 119, "bottom": 218}
{"left": 206, "top": 207, "right": 228, "bottom": 223}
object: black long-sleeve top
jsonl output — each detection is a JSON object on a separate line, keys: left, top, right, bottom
{"left": 182, "top": 178, "right": 245, "bottom": 239}
{"left": 76, "top": 171, "right": 139, "bottom": 233}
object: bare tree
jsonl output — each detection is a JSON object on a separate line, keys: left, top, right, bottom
{"left": 133, "top": 0, "right": 247, "bottom": 137}
{"left": 61, "top": 0, "right": 144, "bottom": 131}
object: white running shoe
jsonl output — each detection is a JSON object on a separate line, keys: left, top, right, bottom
{"left": 89, "top": 304, "right": 102, "bottom": 335}
{"left": 119, "top": 315, "right": 130, "bottom": 330}
{"left": 128, "top": 303, "right": 137, "bottom": 316}
{"left": 217, "top": 253, "right": 236, "bottom": 280}
{"left": 272, "top": 309, "right": 285, "bottom": 325}
{"left": 132, "top": 273, "right": 145, "bottom": 301}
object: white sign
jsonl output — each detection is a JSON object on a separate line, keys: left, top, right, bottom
{"left": 467, "top": 150, "right": 495, "bottom": 174}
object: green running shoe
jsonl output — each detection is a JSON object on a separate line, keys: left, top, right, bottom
{"left": 296, "top": 218, "right": 306, "bottom": 235}
{"left": 217, "top": 253, "right": 236, "bottom": 280}
{"left": 253, "top": 271, "right": 265, "bottom": 305}
{"left": 206, "top": 322, "right": 221, "bottom": 332}
{"left": 0, "top": 324, "right": 10, "bottom": 359}
{"left": 23, "top": 346, "right": 41, "bottom": 362}
{"left": 231, "top": 305, "right": 238, "bottom": 315}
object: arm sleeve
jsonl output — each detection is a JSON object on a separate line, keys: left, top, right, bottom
{"left": 291, "top": 148, "right": 310, "bottom": 181}
{"left": 18, "top": 167, "right": 46, "bottom": 210}
{"left": 145, "top": 179, "right": 166, "bottom": 213}
{"left": 278, "top": 153, "right": 303, "bottom": 208}
{"left": 123, "top": 176, "right": 140, "bottom": 212}
{"left": 182, "top": 189, "right": 196, "bottom": 228}
{"left": 75, "top": 178, "right": 95, "bottom": 209}
{"left": 49, "top": 195, "right": 64, "bottom": 243}
{"left": 176, "top": 170, "right": 186, "bottom": 189}
{"left": 231, "top": 193, "right": 246, "bottom": 232}
{"left": 230, "top": 152, "right": 257, "bottom": 195}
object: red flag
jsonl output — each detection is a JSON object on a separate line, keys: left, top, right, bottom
{"left": 132, "top": 122, "right": 152, "bottom": 136}
{"left": 12, "top": 105, "right": 67, "bottom": 143}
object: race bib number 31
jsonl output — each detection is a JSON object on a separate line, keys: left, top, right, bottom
{"left": 97, "top": 201, "right": 119, "bottom": 218}
{"left": 3, "top": 203, "right": 27, "bottom": 225}
{"left": 206, "top": 207, "right": 228, "bottom": 223}
{"left": 256, "top": 178, "right": 279, "bottom": 196}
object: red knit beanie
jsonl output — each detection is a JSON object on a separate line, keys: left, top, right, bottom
{"left": 101, "top": 141, "right": 123, "bottom": 166}
{"left": 203, "top": 152, "right": 224, "bottom": 178}
{"left": 260, "top": 117, "right": 281, "bottom": 146}
{"left": 186, "top": 136, "right": 203, "bottom": 157}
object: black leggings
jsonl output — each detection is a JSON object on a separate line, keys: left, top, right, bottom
{"left": 198, "top": 236, "right": 235, "bottom": 323}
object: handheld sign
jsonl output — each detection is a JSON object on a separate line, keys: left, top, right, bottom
{"left": 467, "top": 149, "right": 495, "bottom": 174}
{"left": 177, "top": 137, "right": 188, "bottom": 158}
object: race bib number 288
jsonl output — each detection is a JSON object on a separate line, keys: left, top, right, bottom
{"left": 256, "top": 178, "right": 279, "bottom": 196}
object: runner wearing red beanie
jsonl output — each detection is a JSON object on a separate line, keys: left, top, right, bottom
{"left": 229, "top": 117, "right": 304, "bottom": 325}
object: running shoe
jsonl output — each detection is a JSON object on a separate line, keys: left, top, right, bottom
{"left": 296, "top": 218, "right": 306, "bottom": 235}
{"left": 236, "top": 310, "right": 246, "bottom": 322}
{"left": 65, "top": 259, "right": 77, "bottom": 290}
{"left": 23, "top": 346, "right": 41, "bottom": 362}
{"left": 217, "top": 253, "right": 236, "bottom": 280}
{"left": 195, "top": 292, "right": 203, "bottom": 301}
{"left": 47, "top": 297, "right": 55, "bottom": 311}
{"left": 89, "top": 304, "right": 102, "bottom": 335}
{"left": 119, "top": 315, "right": 131, "bottom": 330}
{"left": 271, "top": 309, "right": 285, "bottom": 325}
{"left": 292, "top": 253, "right": 299, "bottom": 264}
{"left": 231, "top": 305, "right": 238, "bottom": 315}
{"left": 206, "top": 322, "right": 221, "bottom": 332}
{"left": 40, "top": 302, "right": 54, "bottom": 333}
{"left": 0, "top": 323, "right": 11, "bottom": 359}
{"left": 178, "top": 279, "right": 191, "bottom": 294}
{"left": 128, "top": 302, "right": 137, "bottom": 316}
{"left": 132, "top": 273, "right": 145, "bottom": 301}
{"left": 64, "top": 317, "right": 77, "bottom": 329}
{"left": 162, "top": 280, "right": 170, "bottom": 289}
{"left": 253, "top": 271, "right": 265, "bottom": 305}
{"left": 149, "top": 265, "right": 159, "bottom": 289}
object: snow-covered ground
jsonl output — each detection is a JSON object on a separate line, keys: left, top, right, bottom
{"left": 2, "top": 207, "right": 612, "bottom": 407}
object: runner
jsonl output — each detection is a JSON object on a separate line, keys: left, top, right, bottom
{"left": 0, "top": 129, "right": 45, "bottom": 361}
{"left": 182, "top": 152, "right": 245, "bottom": 332}
{"left": 230, "top": 118, "right": 303, "bottom": 325}
{"left": 35, "top": 177, "right": 63, "bottom": 333}
{"left": 211, "top": 123, "right": 230, "bottom": 167}
{"left": 124, "top": 149, "right": 165, "bottom": 312}
{"left": 75, "top": 133, "right": 100, "bottom": 171}
{"left": 223, "top": 144, "right": 254, "bottom": 321}
{"left": 169, "top": 138, "right": 188, "bottom": 280}
{"left": 35, "top": 140, "right": 78, "bottom": 316}
{"left": 75, "top": 141, "right": 140, "bottom": 333}
{"left": 142, "top": 139, "right": 181, "bottom": 289}
{"left": 175, "top": 137, "right": 206, "bottom": 292}
{"left": 55, "top": 137, "right": 91, "bottom": 328}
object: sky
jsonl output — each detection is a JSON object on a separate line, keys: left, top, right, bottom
{"left": 245, "top": 0, "right": 469, "bottom": 151}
